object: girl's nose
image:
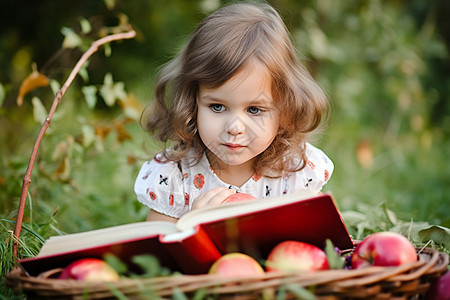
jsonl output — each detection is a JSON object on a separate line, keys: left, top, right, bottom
{"left": 225, "top": 116, "right": 245, "bottom": 136}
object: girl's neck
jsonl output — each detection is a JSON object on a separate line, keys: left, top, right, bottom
{"left": 206, "top": 150, "right": 255, "bottom": 188}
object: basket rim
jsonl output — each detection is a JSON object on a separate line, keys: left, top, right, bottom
{"left": 6, "top": 247, "right": 449, "bottom": 299}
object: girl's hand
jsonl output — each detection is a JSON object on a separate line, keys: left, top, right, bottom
{"left": 192, "top": 187, "right": 236, "bottom": 210}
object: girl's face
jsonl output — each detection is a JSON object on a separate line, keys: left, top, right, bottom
{"left": 197, "top": 61, "right": 280, "bottom": 172}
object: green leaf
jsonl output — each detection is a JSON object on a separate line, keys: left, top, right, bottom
{"left": 103, "top": 253, "right": 128, "bottom": 274}
{"left": 390, "top": 221, "right": 430, "bottom": 243}
{"left": 309, "top": 26, "right": 330, "bottom": 60}
{"left": 325, "top": 239, "right": 344, "bottom": 269}
{"left": 100, "top": 73, "right": 127, "bottom": 106}
{"left": 381, "top": 203, "right": 398, "bottom": 226}
{"left": 82, "top": 85, "right": 97, "bottom": 109}
{"left": 200, "top": 0, "right": 221, "bottom": 12}
{"left": 418, "top": 225, "right": 450, "bottom": 249}
{"left": 49, "top": 79, "right": 61, "bottom": 96}
{"left": 105, "top": 283, "right": 128, "bottom": 300}
{"left": 172, "top": 288, "right": 189, "bottom": 300}
{"left": 79, "top": 61, "right": 90, "bottom": 82}
{"left": 81, "top": 124, "right": 95, "bottom": 147}
{"left": 104, "top": 42, "right": 112, "bottom": 57}
{"left": 132, "top": 254, "right": 162, "bottom": 277}
{"left": 61, "top": 27, "right": 82, "bottom": 49}
{"left": 276, "top": 286, "right": 286, "bottom": 300}
{"left": 192, "top": 288, "right": 207, "bottom": 300}
{"left": 104, "top": 0, "right": 115, "bottom": 10}
{"left": 341, "top": 210, "right": 366, "bottom": 226}
{"left": 0, "top": 83, "right": 5, "bottom": 107}
{"left": 31, "top": 96, "right": 48, "bottom": 124}
{"left": 79, "top": 18, "right": 92, "bottom": 34}
{"left": 284, "top": 283, "right": 316, "bottom": 300}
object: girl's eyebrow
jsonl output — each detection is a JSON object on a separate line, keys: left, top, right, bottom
{"left": 199, "top": 94, "right": 275, "bottom": 108}
{"left": 199, "top": 95, "right": 220, "bottom": 101}
{"left": 247, "top": 95, "right": 277, "bottom": 108}
{"left": 198, "top": 94, "right": 228, "bottom": 104}
{"left": 249, "top": 98, "right": 273, "bottom": 106}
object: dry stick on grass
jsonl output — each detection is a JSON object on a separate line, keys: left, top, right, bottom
{"left": 13, "top": 29, "right": 137, "bottom": 259}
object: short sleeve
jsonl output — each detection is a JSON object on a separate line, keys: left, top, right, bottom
{"left": 134, "top": 155, "right": 189, "bottom": 218}
{"left": 302, "top": 143, "right": 334, "bottom": 192}
{"left": 288, "top": 143, "right": 334, "bottom": 194}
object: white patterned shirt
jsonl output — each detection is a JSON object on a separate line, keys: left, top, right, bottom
{"left": 134, "top": 143, "right": 333, "bottom": 218}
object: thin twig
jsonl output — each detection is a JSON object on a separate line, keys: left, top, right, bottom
{"left": 13, "top": 29, "right": 136, "bottom": 259}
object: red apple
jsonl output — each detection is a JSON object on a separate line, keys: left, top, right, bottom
{"left": 266, "top": 240, "right": 329, "bottom": 272}
{"left": 424, "top": 271, "right": 450, "bottom": 300}
{"left": 221, "top": 193, "right": 257, "bottom": 204}
{"left": 58, "top": 258, "right": 120, "bottom": 281}
{"left": 351, "top": 232, "right": 417, "bottom": 269}
{"left": 208, "top": 253, "right": 264, "bottom": 277}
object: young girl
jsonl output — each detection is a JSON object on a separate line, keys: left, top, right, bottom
{"left": 135, "top": 2, "right": 333, "bottom": 223}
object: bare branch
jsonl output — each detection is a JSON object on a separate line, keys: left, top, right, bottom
{"left": 13, "top": 29, "right": 136, "bottom": 258}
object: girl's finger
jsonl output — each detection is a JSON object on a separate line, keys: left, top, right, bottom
{"left": 210, "top": 188, "right": 236, "bottom": 205}
{"left": 192, "top": 187, "right": 236, "bottom": 209}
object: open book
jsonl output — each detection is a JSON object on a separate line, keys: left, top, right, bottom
{"left": 19, "top": 192, "right": 353, "bottom": 276}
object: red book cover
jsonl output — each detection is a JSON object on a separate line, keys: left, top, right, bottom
{"left": 19, "top": 233, "right": 181, "bottom": 277}
{"left": 200, "top": 194, "right": 353, "bottom": 262}
{"left": 162, "top": 225, "right": 222, "bottom": 274}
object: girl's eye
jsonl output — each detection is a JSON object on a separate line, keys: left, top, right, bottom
{"left": 248, "top": 106, "right": 262, "bottom": 115}
{"left": 209, "top": 104, "right": 225, "bottom": 112}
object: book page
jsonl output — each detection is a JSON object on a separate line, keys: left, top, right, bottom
{"left": 38, "top": 221, "right": 179, "bottom": 257}
{"left": 176, "top": 189, "right": 318, "bottom": 231}
{"left": 160, "top": 227, "right": 197, "bottom": 242}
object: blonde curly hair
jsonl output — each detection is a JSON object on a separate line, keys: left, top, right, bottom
{"left": 142, "top": 2, "right": 328, "bottom": 177}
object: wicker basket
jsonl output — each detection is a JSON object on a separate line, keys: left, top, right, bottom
{"left": 6, "top": 246, "right": 448, "bottom": 299}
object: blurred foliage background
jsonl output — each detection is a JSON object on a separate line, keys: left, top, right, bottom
{"left": 1, "top": 0, "right": 449, "bottom": 249}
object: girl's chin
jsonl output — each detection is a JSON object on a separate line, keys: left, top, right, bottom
{"left": 206, "top": 149, "right": 256, "bottom": 168}
{"left": 215, "top": 156, "right": 255, "bottom": 168}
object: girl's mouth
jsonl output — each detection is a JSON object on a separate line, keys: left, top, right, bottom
{"left": 223, "top": 143, "right": 245, "bottom": 150}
